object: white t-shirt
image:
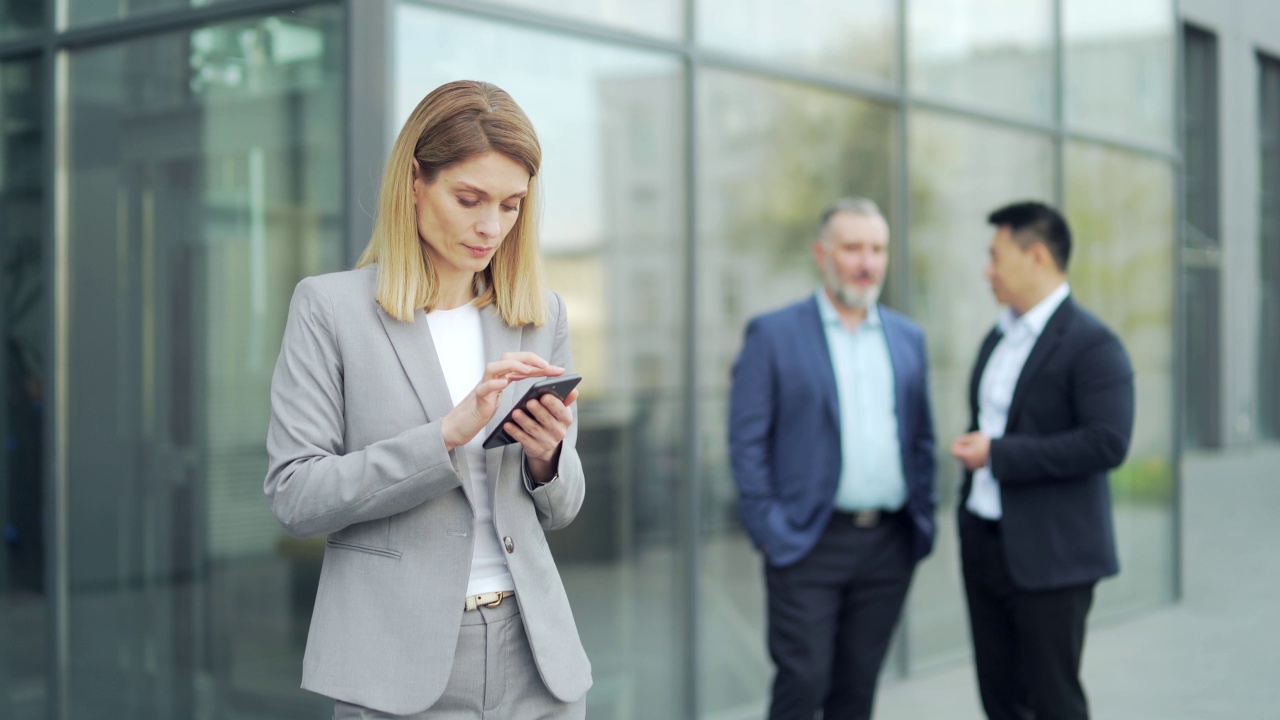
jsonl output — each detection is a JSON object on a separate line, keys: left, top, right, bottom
{"left": 425, "top": 302, "right": 515, "bottom": 597}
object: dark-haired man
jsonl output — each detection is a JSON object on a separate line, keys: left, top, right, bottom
{"left": 951, "top": 201, "right": 1135, "bottom": 720}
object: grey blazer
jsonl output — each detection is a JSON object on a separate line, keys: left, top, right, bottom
{"left": 264, "top": 265, "right": 591, "bottom": 715}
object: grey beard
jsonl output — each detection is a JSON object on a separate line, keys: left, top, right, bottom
{"left": 834, "top": 282, "right": 881, "bottom": 310}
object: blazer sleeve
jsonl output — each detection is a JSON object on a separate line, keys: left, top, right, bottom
{"left": 990, "top": 332, "right": 1135, "bottom": 483}
{"left": 525, "top": 291, "right": 586, "bottom": 531}
{"left": 728, "top": 318, "right": 780, "bottom": 550}
{"left": 263, "top": 278, "right": 463, "bottom": 538}
{"left": 912, "top": 332, "right": 937, "bottom": 519}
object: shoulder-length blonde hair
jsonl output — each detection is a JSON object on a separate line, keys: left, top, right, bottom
{"left": 358, "top": 80, "right": 546, "bottom": 326}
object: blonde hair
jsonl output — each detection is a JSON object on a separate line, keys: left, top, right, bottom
{"left": 357, "top": 80, "right": 546, "bottom": 326}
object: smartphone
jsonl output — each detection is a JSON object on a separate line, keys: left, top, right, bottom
{"left": 481, "top": 373, "right": 583, "bottom": 449}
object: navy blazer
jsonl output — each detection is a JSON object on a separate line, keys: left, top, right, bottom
{"left": 960, "top": 296, "right": 1134, "bottom": 590}
{"left": 729, "top": 297, "right": 937, "bottom": 568}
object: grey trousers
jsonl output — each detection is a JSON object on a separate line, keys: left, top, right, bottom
{"left": 332, "top": 599, "right": 586, "bottom": 720}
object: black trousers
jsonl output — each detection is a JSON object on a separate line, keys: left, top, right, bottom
{"left": 765, "top": 510, "right": 914, "bottom": 720}
{"left": 959, "top": 510, "right": 1096, "bottom": 720}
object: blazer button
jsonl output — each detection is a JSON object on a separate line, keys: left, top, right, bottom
{"left": 504, "top": 537, "right": 515, "bottom": 554}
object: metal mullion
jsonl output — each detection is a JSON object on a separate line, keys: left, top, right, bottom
{"left": 681, "top": 4, "right": 700, "bottom": 718}
{"left": 1061, "top": 127, "right": 1181, "bottom": 164}
{"left": 699, "top": 50, "right": 901, "bottom": 106}
{"left": 891, "top": 0, "right": 912, "bottom": 681}
{"left": 416, "top": 0, "right": 689, "bottom": 56}
{"left": 1053, "top": 0, "right": 1065, "bottom": 204}
{"left": 1170, "top": 0, "right": 1186, "bottom": 605}
{"left": 0, "top": 36, "right": 43, "bottom": 58}
{"left": 44, "top": 3, "right": 68, "bottom": 718}
{"left": 52, "top": 0, "right": 331, "bottom": 51}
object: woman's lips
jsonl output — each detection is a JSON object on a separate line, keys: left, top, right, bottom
{"left": 465, "top": 244, "right": 494, "bottom": 258}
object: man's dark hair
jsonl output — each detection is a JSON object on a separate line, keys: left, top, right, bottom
{"left": 987, "top": 201, "right": 1071, "bottom": 271}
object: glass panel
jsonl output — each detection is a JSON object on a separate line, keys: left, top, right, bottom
{"left": 70, "top": 0, "right": 237, "bottom": 27}
{"left": 1181, "top": 24, "right": 1221, "bottom": 449}
{"left": 905, "top": 110, "right": 1054, "bottom": 670}
{"left": 464, "top": 0, "right": 681, "bottom": 40}
{"left": 1259, "top": 54, "right": 1280, "bottom": 440}
{"left": 1063, "top": 0, "right": 1176, "bottom": 146}
{"left": 1064, "top": 141, "right": 1176, "bottom": 614}
{"left": 64, "top": 8, "right": 343, "bottom": 717}
{"left": 1, "top": 55, "right": 47, "bottom": 720}
{"left": 908, "top": 0, "right": 1054, "bottom": 122}
{"left": 696, "top": 69, "right": 897, "bottom": 716}
{"left": 1182, "top": 25, "right": 1219, "bottom": 247}
{"left": 1, "top": 0, "right": 43, "bottom": 37}
{"left": 1183, "top": 266, "right": 1221, "bottom": 447}
{"left": 394, "top": 6, "right": 688, "bottom": 717}
{"left": 697, "top": 0, "right": 896, "bottom": 86}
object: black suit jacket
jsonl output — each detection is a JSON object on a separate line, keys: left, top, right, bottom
{"left": 960, "top": 296, "right": 1134, "bottom": 590}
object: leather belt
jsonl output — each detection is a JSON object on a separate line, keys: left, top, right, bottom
{"left": 832, "top": 508, "right": 902, "bottom": 529}
{"left": 464, "top": 590, "right": 514, "bottom": 611}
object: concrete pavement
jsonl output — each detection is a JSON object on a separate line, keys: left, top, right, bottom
{"left": 874, "top": 445, "right": 1280, "bottom": 720}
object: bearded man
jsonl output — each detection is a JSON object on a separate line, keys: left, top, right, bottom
{"left": 728, "top": 197, "right": 937, "bottom": 720}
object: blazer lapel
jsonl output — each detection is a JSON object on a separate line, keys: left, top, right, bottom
{"left": 970, "top": 328, "right": 1002, "bottom": 430}
{"left": 798, "top": 298, "right": 839, "bottom": 424}
{"left": 879, "top": 309, "right": 910, "bottom": 461}
{"left": 1005, "top": 298, "right": 1073, "bottom": 429}
{"left": 377, "top": 306, "right": 455, "bottom": 422}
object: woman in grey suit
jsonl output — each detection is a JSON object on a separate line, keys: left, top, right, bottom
{"left": 265, "top": 80, "right": 591, "bottom": 719}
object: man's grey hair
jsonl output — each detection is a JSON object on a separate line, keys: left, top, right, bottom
{"left": 818, "top": 197, "right": 884, "bottom": 239}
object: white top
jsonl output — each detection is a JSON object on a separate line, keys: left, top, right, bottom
{"left": 966, "top": 283, "right": 1070, "bottom": 520}
{"left": 425, "top": 302, "right": 515, "bottom": 596}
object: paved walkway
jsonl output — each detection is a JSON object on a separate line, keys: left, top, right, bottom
{"left": 874, "top": 445, "right": 1280, "bottom": 720}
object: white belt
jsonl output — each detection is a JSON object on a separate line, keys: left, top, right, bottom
{"left": 463, "top": 590, "right": 514, "bottom": 611}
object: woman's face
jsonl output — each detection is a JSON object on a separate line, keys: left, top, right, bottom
{"left": 412, "top": 150, "right": 531, "bottom": 281}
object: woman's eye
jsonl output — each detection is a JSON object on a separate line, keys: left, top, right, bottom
{"left": 501, "top": 204, "right": 520, "bottom": 213}
{"left": 457, "top": 198, "right": 479, "bottom": 208}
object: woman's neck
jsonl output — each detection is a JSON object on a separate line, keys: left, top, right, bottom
{"left": 435, "top": 273, "right": 477, "bottom": 311}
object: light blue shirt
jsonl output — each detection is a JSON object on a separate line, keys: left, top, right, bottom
{"left": 815, "top": 290, "right": 906, "bottom": 512}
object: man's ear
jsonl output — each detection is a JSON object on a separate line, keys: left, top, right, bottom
{"left": 1029, "top": 240, "right": 1053, "bottom": 268}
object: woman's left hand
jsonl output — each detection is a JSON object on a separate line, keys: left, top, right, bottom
{"left": 506, "top": 388, "right": 580, "bottom": 484}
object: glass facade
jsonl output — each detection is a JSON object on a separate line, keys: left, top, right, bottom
{"left": 1181, "top": 24, "right": 1222, "bottom": 449}
{"left": 1063, "top": 0, "right": 1175, "bottom": 145}
{"left": 0, "top": 0, "right": 1184, "bottom": 717}
{"left": 697, "top": 0, "right": 896, "bottom": 85}
{"left": 0, "top": 0, "right": 41, "bottom": 38}
{"left": 61, "top": 6, "right": 343, "bottom": 717}
{"left": 908, "top": 0, "right": 1054, "bottom": 122}
{"left": 1260, "top": 53, "right": 1280, "bottom": 440}
{"left": 477, "top": 0, "right": 682, "bottom": 39}
{"left": 1, "top": 54, "right": 45, "bottom": 720}
{"left": 1063, "top": 141, "right": 1177, "bottom": 613}
{"left": 70, "top": 0, "right": 240, "bottom": 27}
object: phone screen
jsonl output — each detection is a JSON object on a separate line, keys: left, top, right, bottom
{"left": 481, "top": 373, "right": 582, "bottom": 449}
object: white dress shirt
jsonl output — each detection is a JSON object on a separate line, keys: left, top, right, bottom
{"left": 426, "top": 303, "right": 516, "bottom": 596}
{"left": 966, "top": 283, "right": 1070, "bottom": 520}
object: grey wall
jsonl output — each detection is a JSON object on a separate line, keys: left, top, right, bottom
{"left": 1180, "top": 0, "right": 1280, "bottom": 446}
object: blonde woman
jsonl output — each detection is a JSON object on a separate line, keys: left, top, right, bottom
{"left": 265, "top": 80, "right": 590, "bottom": 719}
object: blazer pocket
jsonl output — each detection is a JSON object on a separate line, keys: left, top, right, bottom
{"left": 325, "top": 537, "right": 402, "bottom": 560}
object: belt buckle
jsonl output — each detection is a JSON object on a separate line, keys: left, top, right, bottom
{"left": 464, "top": 590, "right": 512, "bottom": 611}
{"left": 852, "top": 509, "right": 881, "bottom": 529}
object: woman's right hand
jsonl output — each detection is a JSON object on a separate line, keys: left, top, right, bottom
{"left": 440, "top": 352, "right": 564, "bottom": 450}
